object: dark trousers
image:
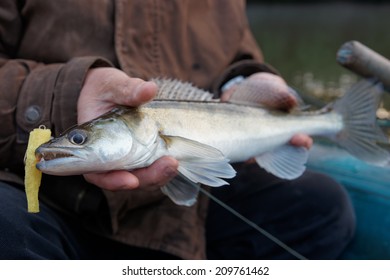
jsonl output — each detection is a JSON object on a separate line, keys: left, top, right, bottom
{"left": 0, "top": 165, "right": 355, "bottom": 260}
{"left": 206, "top": 164, "right": 356, "bottom": 259}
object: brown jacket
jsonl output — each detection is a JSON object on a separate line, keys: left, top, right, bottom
{"left": 0, "top": 0, "right": 273, "bottom": 259}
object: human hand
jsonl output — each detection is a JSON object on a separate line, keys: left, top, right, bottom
{"left": 221, "top": 72, "right": 312, "bottom": 149}
{"left": 78, "top": 68, "right": 156, "bottom": 122}
{"left": 78, "top": 68, "right": 179, "bottom": 191}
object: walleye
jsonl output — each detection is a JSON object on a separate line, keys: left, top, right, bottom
{"left": 36, "top": 79, "right": 389, "bottom": 206}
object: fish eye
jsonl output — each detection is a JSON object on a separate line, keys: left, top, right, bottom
{"left": 68, "top": 130, "right": 87, "bottom": 145}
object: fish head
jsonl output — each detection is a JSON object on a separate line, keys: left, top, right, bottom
{"left": 35, "top": 116, "right": 135, "bottom": 176}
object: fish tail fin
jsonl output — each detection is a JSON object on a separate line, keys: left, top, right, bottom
{"left": 332, "top": 79, "right": 389, "bottom": 165}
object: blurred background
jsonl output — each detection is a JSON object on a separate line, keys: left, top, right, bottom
{"left": 245, "top": 1, "right": 390, "bottom": 259}
{"left": 246, "top": 0, "right": 390, "bottom": 119}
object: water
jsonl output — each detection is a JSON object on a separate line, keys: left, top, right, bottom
{"left": 246, "top": 3, "right": 390, "bottom": 113}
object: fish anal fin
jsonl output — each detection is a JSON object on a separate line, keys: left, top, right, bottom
{"left": 255, "top": 145, "right": 309, "bottom": 180}
{"left": 161, "top": 173, "right": 200, "bottom": 206}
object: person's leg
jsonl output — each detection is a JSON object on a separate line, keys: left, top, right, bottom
{"left": 205, "top": 163, "right": 356, "bottom": 260}
{"left": 0, "top": 181, "right": 179, "bottom": 260}
{"left": 0, "top": 182, "right": 83, "bottom": 259}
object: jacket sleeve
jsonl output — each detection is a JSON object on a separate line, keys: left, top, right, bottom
{"left": 0, "top": 1, "right": 112, "bottom": 175}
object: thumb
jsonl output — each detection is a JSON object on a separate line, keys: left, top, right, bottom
{"left": 120, "top": 80, "right": 158, "bottom": 107}
{"left": 95, "top": 69, "right": 158, "bottom": 106}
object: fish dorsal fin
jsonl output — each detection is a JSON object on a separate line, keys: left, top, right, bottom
{"left": 228, "top": 78, "right": 301, "bottom": 111}
{"left": 164, "top": 135, "right": 236, "bottom": 187}
{"left": 161, "top": 174, "right": 200, "bottom": 206}
{"left": 151, "top": 78, "right": 215, "bottom": 101}
{"left": 255, "top": 145, "right": 309, "bottom": 180}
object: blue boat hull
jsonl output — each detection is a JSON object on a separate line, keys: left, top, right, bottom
{"left": 307, "top": 143, "right": 390, "bottom": 259}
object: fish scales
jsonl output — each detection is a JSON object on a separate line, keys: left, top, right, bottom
{"left": 142, "top": 100, "right": 343, "bottom": 163}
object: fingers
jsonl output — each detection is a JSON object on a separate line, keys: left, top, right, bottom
{"left": 83, "top": 156, "right": 179, "bottom": 191}
{"left": 220, "top": 87, "right": 235, "bottom": 102}
{"left": 113, "top": 78, "right": 158, "bottom": 107}
{"left": 221, "top": 72, "right": 298, "bottom": 111}
{"left": 290, "top": 133, "right": 313, "bottom": 150}
{"left": 129, "top": 81, "right": 157, "bottom": 105}
{"left": 84, "top": 171, "right": 140, "bottom": 191}
{"left": 89, "top": 68, "right": 158, "bottom": 106}
{"left": 78, "top": 68, "right": 158, "bottom": 123}
{"left": 132, "top": 156, "right": 179, "bottom": 190}
{"left": 248, "top": 73, "right": 298, "bottom": 110}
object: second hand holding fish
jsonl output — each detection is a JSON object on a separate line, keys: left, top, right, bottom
{"left": 77, "top": 67, "right": 179, "bottom": 191}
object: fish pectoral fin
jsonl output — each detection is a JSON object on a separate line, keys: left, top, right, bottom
{"left": 255, "top": 145, "right": 309, "bottom": 180}
{"left": 165, "top": 136, "right": 236, "bottom": 187}
{"left": 161, "top": 173, "right": 200, "bottom": 206}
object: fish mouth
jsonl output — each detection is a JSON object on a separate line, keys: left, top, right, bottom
{"left": 35, "top": 147, "right": 76, "bottom": 162}
{"left": 36, "top": 149, "right": 75, "bottom": 162}
{"left": 35, "top": 146, "right": 86, "bottom": 175}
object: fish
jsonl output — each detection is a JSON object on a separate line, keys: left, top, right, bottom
{"left": 35, "top": 78, "right": 390, "bottom": 206}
